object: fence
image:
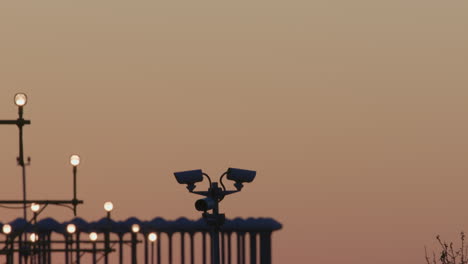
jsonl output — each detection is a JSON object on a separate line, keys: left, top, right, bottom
{"left": 0, "top": 217, "right": 282, "bottom": 264}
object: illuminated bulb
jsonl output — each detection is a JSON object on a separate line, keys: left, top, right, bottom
{"left": 2, "top": 224, "right": 12, "bottom": 235}
{"left": 104, "top": 201, "right": 114, "bottom": 212}
{"left": 131, "top": 224, "right": 140, "bottom": 233}
{"left": 31, "top": 203, "right": 40, "bottom": 213}
{"left": 70, "top": 155, "right": 80, "bottom": 166}
{"left": 89, "top": 232, "right": 98, "bottom": 241}
{"left": 148, "top": 232, "right": 157, "bottom": 242}
{"left": 30, "top": 233, "right": 38, "bottom": 242}
{"left": 67, "top": 224, "right": 76, "bottom": 234}
{"left": 14, "top": 93, "right": 27, "bottom": 107}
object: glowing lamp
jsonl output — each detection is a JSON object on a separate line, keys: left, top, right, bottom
{"left": 14, "top": 93, "right": 27, "bottom": 107}
{"left": 70, "top": 155, "right": 80, "bottom": 166}
{"left": 104, "top": 201, "right": 114, "bottom": 212}
{"left": 67, "top": 224, "right": 76, "bottom": 234}
{"left": 30, "top": 233, "right": 38, "bottom": 242}
{"left": 2, "top": 224, "right": 12, "bottom": 235}
{"left": 148, "top": 232, "right": 157, "bottom": 242}
{"left": 89, "top": 232, "right": 98, "bottom": 241}
{"left": 31, "top": 203, "right": 40, "bottom": 213}
{"left": 132, "top": 224, "right": 140, "bottom": 233}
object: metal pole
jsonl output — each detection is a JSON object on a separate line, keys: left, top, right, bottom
{"left": 73, "top": 166, "right": 77, "bottom": 216}
{"left": 249, "top": 233, "right": 257, "bottom": 264}
{"left": 180, "top": 232, "right": 185, "bottom": 264}
{"left": 119, "top": 234, "right": 124, "bottom": 264}
{"left": 151, "top": 241, "right": 154, "bottom": 264}
{"left": 157, "top": 232, "right": 161, "bottom": 264}
{"left": 131, "top": 233, "right": 138, "bottom": 264}
{"left": 92, "top": 242, "right": 97, "bottom": 264}
{"left": 202, "top": 232, "right": 207, "bottom": 264}
{"left": 190, "top": 233, "right": 195, "bottom": 264}
{"left": 76, "top": 233, "right": 81, "bottom": 264}
{"left": 144, "top": 234, "right": 148, "bottom": 264}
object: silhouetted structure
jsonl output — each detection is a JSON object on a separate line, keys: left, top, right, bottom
{"left": 0, "top": 217, "right": 281, "bottom": 264}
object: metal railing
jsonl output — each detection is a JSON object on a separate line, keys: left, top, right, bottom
{"left": 0, "top": 217, "right": 281, "bottom": 264}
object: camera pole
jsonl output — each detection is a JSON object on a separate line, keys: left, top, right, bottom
{"left": 201, "top": 182, "right": 225, "bottom": 264}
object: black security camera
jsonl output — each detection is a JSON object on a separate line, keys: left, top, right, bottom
{"left": 226, "top": 168, "right": 256, "bottom": 190}
{"left": 174, "top": 169, "right": 204, "bottom": 191}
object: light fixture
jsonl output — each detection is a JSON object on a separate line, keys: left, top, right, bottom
{"left": 148, "top": 232, "right": 157, "bottom": 242}
{"left": 30, "top": 233, "right": 38, "bottom": 242}
{"left": 89, "top": 232, "right": 98, "bottom": 241}
{"left": 131, "top": 224, "right": 140, "bottom": 233}
{"left": 70, "top": 155, "right": 80, "bottom": 166}
{"left": 31, "top": 203, "right": 40, "bottom": 213}
{"left": 104, "top": 201, "right": 114, "bottom": 212}
{"left": 67, "top": 224, "right": 76, "bottom": 234}
{"left": 2, "top": 224, "right": 12, "bottom": 235}
{"left": 14, "top": 93, "right": 27, "bottom": 107}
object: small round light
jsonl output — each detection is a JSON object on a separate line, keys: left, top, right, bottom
{"left": 14, "top": 93, "right": 27, "bottom": 107}
{"left": 31, "top": 203, "right": 40, "bottom": 213}
{"left": 30, "top": 233, "right": 38, "bottom": 242}
{"left": 89, "top": 232, "right": 98, "bottom": 241}
{"left": 104, "top": 201, "right": 114, "bottom": 212}
{"left": 2, "top": 224, "right": 12, "bottom": 235}
{"left": 131, "top": 224, "right": 140, "bottom": 233}
{"left": 70, "top": 155, "right": 80, "bottom": 166}
{"left": 67, "top": 224, "right": 76, "bottom": 234}
{"left": 148, "top": 232, "right": 157, "bottom": 242}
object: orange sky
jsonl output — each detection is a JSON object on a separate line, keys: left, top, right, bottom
{"left": 1, "top": 1, "right": 468, "bottom": 263}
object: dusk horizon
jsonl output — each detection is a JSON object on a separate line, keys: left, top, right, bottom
{"left": 1, "top": 1, "right": 468, "bottom": 263}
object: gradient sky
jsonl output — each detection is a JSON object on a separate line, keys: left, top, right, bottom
{"left": 1, "top": 1, "right": 468, "bottom": 263}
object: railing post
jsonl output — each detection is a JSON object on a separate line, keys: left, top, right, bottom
{"left": 202, "top": 232, "right": 207, "bottom": 264}
{"left": 157, "top": 232, "right": 161, "bottom": 264}
{"left": 249, "top": 232, "right": 257, "bottom": 264}
{"left": 259, "top": 232, "right": 271, "bottom": 264}
{"left": 180, "top": 232, "right": 185, "bottom": 264}
{"left": 189, "top": 232, "right": 195, "bottom": 264}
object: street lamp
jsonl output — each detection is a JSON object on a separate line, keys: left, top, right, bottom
{"left": 130, "top": 224, "right": 139, "bottom": 264}
{"left": 14, "top": 93, "right": 27, "bottom": 107}
{"left": 29, "top": 233, "right": 38, "bottom": 243}
{"left": 103, "top": 201, "right": 113, "bottom": 264}
{"left": 2, "top": 224, "right": 12, "bottom": 235}
{"left": 89, "top": 232, "right": 98, "bottom": 264}
{"left": 104, "top": 201, "right": 113, "bottom": 218}
{"left": 173, "top": 168, "right": 256, "bottom": 264}
{"left": 67, "top": 224, "right": 76, "bottom": 234}
{"left": 0, "top": 93, "right": 31, "bottom": 220}
{"left": 31, "top": 203, "right": 40, "bottom": 223}
{"left": 70, "top": 154, "right": 80, "bottom": 215}
{"left": 148, "top": 233, "right": 157, "bottom": 264}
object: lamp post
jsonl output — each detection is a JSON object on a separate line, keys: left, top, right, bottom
{"left": 70, "top": 154, "right": 81, "bottom": 216}
{"left": 67, "top": 224, "right": 76, "bottom": 264}
{"left": 31, "top": 203, "right": 40, "bottom": 224}
{"left": 0, "top": 93, "right": 31, "bottom": 220}
{"left": 3, "top": 224, "right": 13, "bottom": 263}
{"left": 104, "top": 201, "right": 113, "bottom": 264}
{"left": 173, "top": 168, "right": 256, "bottom": 264}
{"left": 148, "top": 233, "right": 157, "bottom": 264}
{"left": 131, "top": 224, "right": 140, "bottom": 264}
{"left": 89, "top": 232, "right": 98, "bottom": 264}
{"left": 29, "top": 233, "right": 38, "bottom": 264}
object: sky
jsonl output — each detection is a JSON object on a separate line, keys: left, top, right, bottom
{"left": 0, "top": 1, "right": 467, "bottom": 263}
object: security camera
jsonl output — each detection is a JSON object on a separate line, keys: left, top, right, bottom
{"left": 227, "top": 168, "right": 256, "bottom": 182}
{"left": 174, "top": 169, "right": 204, "bottom": 192}
{"left": 195, "top": 197, "right": 216, "bottom": 211}
{"left": 174, "top": 169, "right": 204, "bottom": 184}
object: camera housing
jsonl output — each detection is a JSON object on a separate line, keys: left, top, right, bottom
{"left": 226, "top": 168, "right": 256, "bottom": 183}
{"left": 195, "top": 197, "right": 216, "bottom": 212}
{"left": 174, "top": 169, "right": 204, "bottom": 184}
